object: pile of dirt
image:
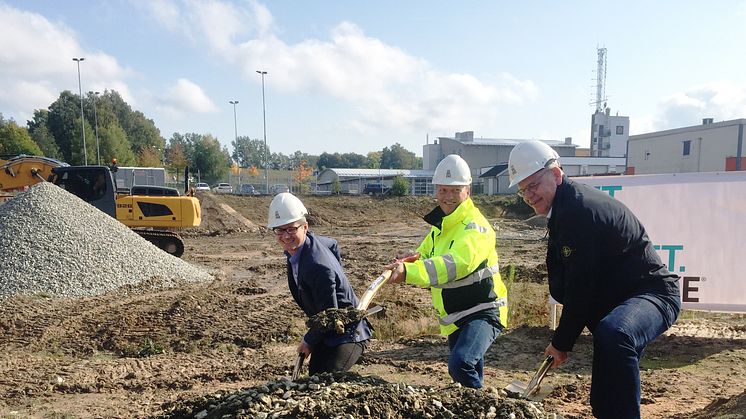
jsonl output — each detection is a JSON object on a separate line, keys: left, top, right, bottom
{"left": 159, "top": 372, "right": 552, "bottom": 419}
{"left": 306, "top": 307, "right": 369, "bottom": 334}
{"left": 683, "top": 389, "right": 746, "bottom": 418}
{"left": 195, "top": 192, "right": 261, "bottom": 235}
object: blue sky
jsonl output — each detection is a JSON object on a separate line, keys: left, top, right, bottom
{"left": 2, "top": 1, "right": 746, "bottom": 157}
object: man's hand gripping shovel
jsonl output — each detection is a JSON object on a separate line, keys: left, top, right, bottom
{"left": 291, "top": 254, "right": 418, "bottom": 380}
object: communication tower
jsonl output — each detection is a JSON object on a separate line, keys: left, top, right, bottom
{"left": 593, "top": 47, "right": 607, "bottom": 112}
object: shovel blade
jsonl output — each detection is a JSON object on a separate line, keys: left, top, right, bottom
{"left": 504, "top": 380, "right": 528, "bottom": 396}
{"left": 291, "top": 352, "right": 305, "bottom": 380}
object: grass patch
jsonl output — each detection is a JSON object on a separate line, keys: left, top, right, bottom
{"left": 506, "top": 282, "right": 551, "bottom": 328}
{"left": 373, "top": 316, "right": 440, "bottom": 340}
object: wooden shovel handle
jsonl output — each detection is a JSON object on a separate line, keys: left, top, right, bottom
{"left": 357, "top": 269, "right": 392, "bottom": 310}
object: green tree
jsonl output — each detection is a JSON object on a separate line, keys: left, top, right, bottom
{"left": 47, "top": 90, "right": 81, "bottom": 163}
{"left": 340, "top": 152, "right": 367, "bottom": 168}
{"left": 317, "top": 152, "right": 341, "bottom": 170}
{"left": 99, "top": 123, "right": 136, "bottom": 165}
{"left": 231, "top": 136, "right": 268, "bottom": 168}
{"left": 391, "top": 176, "right": 409, "bottom": 196}
{"left": 317, "top": 151, "right": 368, "bottom": 170}
{"left": 69, "top": 116, "right": 97, "bottom": 165}
{"left": 27, "top": 110, "right": 61, "bottom": 159}
{"left": 166, "top": 142, "right": 188, "bottom": 177}
{"left": 138, "top": 147, "right": 163, "bottom": 167}
{"left": 0, "top": 116, "right": 43, "bottom": 156}
{"left": 380, "top": 143, "right": 418, "bottom": 169}
{"left": 270, "top": 152, "right": 290, "bottom": 170}
{"left": 290, "top": 150, "right": 312, "bottom": 170}
{"left": 107, "top": 91, "right": 164, "bottom": 156}
{"left": 191, "top": 134, "right": 230, "bottom": 183}
{"left": 366, "top": 151, "right": 382, "bottom": 169}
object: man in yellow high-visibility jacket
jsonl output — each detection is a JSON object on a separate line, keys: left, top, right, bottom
{"left": 387, "top": 154, "right": 508, "bottom": 388}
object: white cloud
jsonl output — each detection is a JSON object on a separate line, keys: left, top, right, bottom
{"left": 157, "top": 78, "right": 218, "bottom": 116}
{"left": 139, "top": 1, "right": 539, "bottom": 138}
{"left": 0, "top": 4, "right": 133, "bottom": 122}
{"left": 632, "top": 81, "right": 746, "bottom": 134}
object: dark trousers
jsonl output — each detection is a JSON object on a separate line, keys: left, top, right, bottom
{"left": 589, "top": 292, "right": 680, "bottom": 419}
{"left": 308, "top": 340, "right": 368, "bottom": 375}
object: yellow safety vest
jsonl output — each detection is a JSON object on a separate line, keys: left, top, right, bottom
{"left": 405, "top": 198, "right": 508, "bottom": 336}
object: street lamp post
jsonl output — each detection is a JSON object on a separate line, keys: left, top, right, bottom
{"left": 92, "top": 91, "right": 101, "bottom": 165}
{"left": 229, "top": 100, "right": 239, "bottom": 185}
{"left": 256, "top": 70, "right": 268, "bottom": 194}
{"left": 73, "top": 57, "right": 87, "bottom": 165}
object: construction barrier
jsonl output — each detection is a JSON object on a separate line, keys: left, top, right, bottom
{"left": 573, "top": 171, "right": 746, "bottom": 313}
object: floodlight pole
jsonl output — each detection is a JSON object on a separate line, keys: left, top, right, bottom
{"left": 73, "top": 57, "right": 87, "bottom": 164}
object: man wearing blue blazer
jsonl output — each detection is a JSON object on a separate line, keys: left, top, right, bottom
{"left": 268, "top": 192, "right": 372, "bottom": 374}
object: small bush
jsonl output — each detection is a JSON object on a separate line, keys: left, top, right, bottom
{"left": 391, "top": 176, "right": 408, "bottom": 196}
{"left": 136, "top": 338, "right": 165, "bottom": 358}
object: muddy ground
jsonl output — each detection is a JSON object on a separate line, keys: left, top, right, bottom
{"left": 1, "top": 193, "right": 744, "bottom": 418}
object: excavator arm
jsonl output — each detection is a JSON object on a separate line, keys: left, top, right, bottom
{"left": 0, "top": 156, "right": 68, "bottom": 192}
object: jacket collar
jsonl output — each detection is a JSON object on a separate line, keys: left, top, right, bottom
{"left": 548, "top": 176, "right": 570, "bottom": 229}
{"left": 423, "top": 197, "right": 475, "bottom": 230}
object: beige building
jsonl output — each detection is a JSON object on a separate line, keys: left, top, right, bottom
{"left": 627, "top": 118, "right": 746, "bottom": 174}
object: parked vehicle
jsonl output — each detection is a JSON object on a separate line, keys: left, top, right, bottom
{"left": 363, "top": 183, "right": 390, "bottom": 195}
{"left": 212, "top": 183, "right": 233, "bottom": 194}
{"left": 195, "top": 182, "right": 210, "bottom": 191}
{"left": 270, "top": 184, "right": 290, "bottom": 195}
{"left": 237, "top": 184, "right": 258, "bottom": 196}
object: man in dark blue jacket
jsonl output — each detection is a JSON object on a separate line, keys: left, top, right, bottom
{"left": 508, "top": 141, "right": 680, "bottom": 419}
{"left": 268, "top": 192, "right": 371, "bottom": 374}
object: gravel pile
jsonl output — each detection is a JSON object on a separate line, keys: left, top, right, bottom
{"left": 160, "top": 372, "right": 552, "bottom": 419}
{"left": 0, "top": 182, "right": 212, "bottom": 301}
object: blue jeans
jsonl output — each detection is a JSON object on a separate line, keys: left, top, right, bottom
{"left": 589, "top": 292, "right": 680, "bottom": 419}
{"left": 447, "top": 318, "right": 502, "bottom": 388}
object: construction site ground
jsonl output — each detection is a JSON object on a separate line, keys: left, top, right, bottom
{"left": 1, "top": 193, "right": 744, "bottom": 418}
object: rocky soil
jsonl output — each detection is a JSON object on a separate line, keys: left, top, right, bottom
{"left": 0, "top": 192, "right": 744, "bottom": 418}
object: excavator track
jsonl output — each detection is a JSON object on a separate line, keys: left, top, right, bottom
{"left": 133, "top": 229, "right": 185, "bottom": 257}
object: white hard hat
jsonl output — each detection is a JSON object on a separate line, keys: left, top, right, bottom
{"left": 267, "top": 192, "right": 308, "bottom": 228}
{"left": 432, "top": 154, "right": 472, "bottom": 185}
{"left": 508, "top": 141, "right": 560, "bottom": 188}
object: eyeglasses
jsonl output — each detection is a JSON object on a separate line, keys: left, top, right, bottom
{"left": 517, "top": 170, "right": 549, "bottom": 197}
{"left": 273, "top": 225, "right": 303, "bottom": 236}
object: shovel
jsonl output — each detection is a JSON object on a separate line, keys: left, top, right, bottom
{"left": 357, "top": 253, "right": 419, "bottom": 310}
{"left": 291, "top": 352, "right": 305, "bottom": 380}
{"left": 504, "top": 355, "right": 554, "bottom": 399}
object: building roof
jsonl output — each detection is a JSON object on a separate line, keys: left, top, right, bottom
{"left": 478, "top": 164, "right": 508, "bottom": 178}
{"left": 436, "top": 137, "right": 577, "bottom": 148}
{"left": 559, "top": 157, "right": 626, "bottom": 166}
{"left": 629, "top": 118, "right": 746, "bottom": 140}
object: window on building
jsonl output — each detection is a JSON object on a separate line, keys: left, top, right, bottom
{"left": 644, "top": 150, "right": 650, "bottom": 160}
{"left": 683, "top": 140, "right": 691, "bottom": 156}
{"left": 616, "top": 125, "right": 624, "bottom": 135}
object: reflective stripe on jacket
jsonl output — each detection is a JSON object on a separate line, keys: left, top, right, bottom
{"left": 404, "top": 198, "right": 508, "bottom": 336}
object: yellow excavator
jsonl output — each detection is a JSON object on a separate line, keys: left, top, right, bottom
{"left": 1, "top": 155, "right": 201, "bottom": 257}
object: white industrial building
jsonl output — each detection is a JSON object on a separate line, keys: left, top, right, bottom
{"left": 423, "top": 132, "right": 577, "bottom": 193}
{"left": 479, "top": 156, "right": 626, "bottom": 195}
{"left": 315, "top": 168, "right": 435, "bottom": 195}
{"left": 590, "top": 108, "right": 630, "bottom": 157}
{"left": 627, "top": 118, "right": 746, "bottom": 174}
